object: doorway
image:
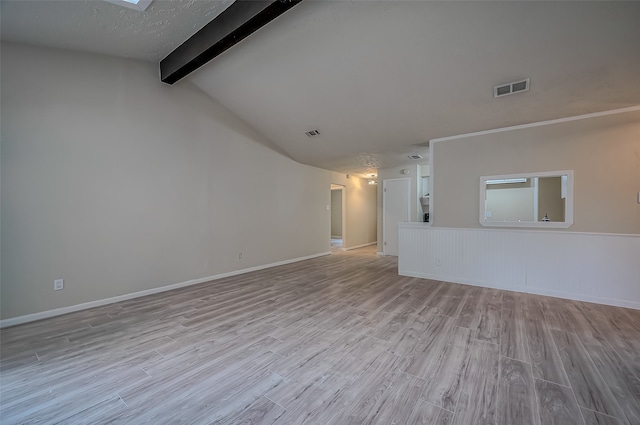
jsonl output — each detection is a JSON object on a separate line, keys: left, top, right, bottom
{"left": 331, "top": 184, "right": 345, "bottom": 253}
{"left": 382, "top": 178, "right": 410, "bottom": 256}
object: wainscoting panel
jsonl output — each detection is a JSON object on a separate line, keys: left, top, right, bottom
{"left": 398, "top": 223, "right": 640, "bottom": 309}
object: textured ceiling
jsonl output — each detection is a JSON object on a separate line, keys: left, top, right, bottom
{"left": 189, "top": 0, "right": 640, "bottom": 176}
{"left": 2, "top": 1, "right": 640, "bottom": 177}
{"left": 0, "top": 0, "right": 235, "bottom": 61}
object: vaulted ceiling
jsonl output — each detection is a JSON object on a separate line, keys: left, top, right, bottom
{"left": 2, "top": 0, "right": 640, "bottom": 177}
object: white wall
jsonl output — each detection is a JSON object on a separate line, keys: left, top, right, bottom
{"left": 0, "top": 42, "right": 332, "bottom": 321}
{"left": 399, "top": 225, "right": 640, "bottom": 310}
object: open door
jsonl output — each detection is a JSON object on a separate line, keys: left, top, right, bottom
{"left": 330, "top": 184, "right": 345, "bottom": 252}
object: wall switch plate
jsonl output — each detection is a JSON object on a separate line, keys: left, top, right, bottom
{"left": 54, "top": 279, "right": 64, "bottom": 290}
{"left": 637, "top": 192, "right": 640, "bottom": 204}
{"left": 436, "top": 259, "right": 442, "bottom": 266}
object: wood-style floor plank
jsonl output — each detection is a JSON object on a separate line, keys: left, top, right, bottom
{"left": 361, "top": 371, "right": 425, "bottom": 425}
{"left": 496, "top": 357, "right": 539, "bottom": 425}
{"left": 551, "top": 329, "right": 627, "bottom": 422}
{"left": 581, "top": 408, "right": 626, "bottom": 425}
{"left": 452, "top": 339, "right": 499, "bottom": 425}
{"left": 525, "top": 298, "right": 571, "bottom": 386}
{"left": 500, "top": 293, "right": 530, "bottom": 362}
{"left": 2, "top": 246, "right": 639, "bottom": 424}
{"left": 212, "top": 396, "right": 286, "bottom": 425}
{"left": 416, "top": 325, "right": 474, "bottom": 411}
{"left": 407, "top": 399, "right": 454, "bottom": 425}
{"left": 535, "top": 379, "right": 583, "bottom": 425}
{"left": 582, "top": 341, "right": 640, "bottom": 425}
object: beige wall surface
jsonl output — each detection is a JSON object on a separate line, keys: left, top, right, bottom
{"left": 330, "top": 173, "right": 377, "bottom": 249}
{"left": 331, "top": 189, "right": 343, "bottom": 237}
{"left": 537, "top": 177, "right": 564, "bottom": 222}
{"left": 485, "top": 183, "right": 535, "bottom": 222}
{"left": 432, "top": 109, "right": 640, "bottom": 234}
{"left": 0, "top": 43, "right": 332, "bottom": 320}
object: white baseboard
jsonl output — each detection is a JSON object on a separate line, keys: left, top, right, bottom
{"left": 377, "top": 251, "right": 384, "bottom": 256}
{"left": 526, "top": 286, "right": 640, "bottom": 311}
{"left": 343, "top": 241, "right": 377, "bottom": 251}
{"left": 402, "top": 270, "right": 640, "bottom": 310}
{"left": 400, "top": 271, "right": 527, "bottom": 294}
{"left": 0, "top": 251, "right": 331, "bottom": 329}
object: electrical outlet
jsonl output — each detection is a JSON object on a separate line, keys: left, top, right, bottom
{"left": 436, "top": 259, "right": 442, "bottom": 266}
{"left": 54, "top": 279, "right": 64, "bottom": 290}
{"left": 238, "top": 253, "right": 243, "bottom": 260}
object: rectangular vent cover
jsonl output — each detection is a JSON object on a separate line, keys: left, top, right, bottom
{"left": 305, "top": 130, "right": 320, "bottom": 137}
{"left": 494, "top": 78, "right": 530, "bottom": 98}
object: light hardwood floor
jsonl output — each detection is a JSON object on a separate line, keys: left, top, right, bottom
{"left": 1, "top": 247, "right": 639, "bottom": 425}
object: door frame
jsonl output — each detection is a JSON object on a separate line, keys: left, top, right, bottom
{"left": 382, "top": 178, "right": 411, "bottom": 256}
{"left": 330, "top": 184, "right": 347, "bottom": 249}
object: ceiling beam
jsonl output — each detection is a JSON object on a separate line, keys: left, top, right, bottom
{"left": 160, "top": 0, "right": 303, "bottom": 85}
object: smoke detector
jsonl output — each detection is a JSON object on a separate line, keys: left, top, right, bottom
{"left": 305, "top": 129, "right": 320, "bottom": 137}
{"left": 408, "top": 154, "right": 423, "bottom": 160}
{"left": 494, "top": 78, "right": 530, "bottom": 98}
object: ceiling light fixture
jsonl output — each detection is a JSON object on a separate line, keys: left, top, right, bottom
{"left": 408, "top": 154, "right": 423, "bottom": 160}
{"left": 103, "top": 0, "right": 153, "bottom": 12}
{"left": 486, "top": 178, "right": 527, "bottom": 185}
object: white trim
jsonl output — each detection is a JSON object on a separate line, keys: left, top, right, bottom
{"left": 401, "top": 270, "right": 640, "bottom": 310}
{"left": 401, "top": 271, "right": 527, "bottom": 293}
{"left": 398, "top": 222, "right": 432, "bottom": 229}
{"left": 397, "top": 222, "right": 640, "bottom": 238}
{"left": 343, "top": 241, "right": 377, "bottom": 251}
{"left": 377, "top": 251, "right": 384, "bottom": 256}
{"left": 430, "top": 106, "right": 640, "bottom": 144}
{"left": 479, "top": 170, "right": 574, "bottom": 228}
{"left": 526, "top": 286, "right": 640, "bottom": 311}
{"left": 428, "top": 139, "right": 434, "bottom": 224}
{"left": 0, "top": 252, "right": 331, "bottom": 329}
{"left": 341, "top": 187, "right": 347, "bottom": 248}
{"left": 330, "top": 235, "right": 342, "bottom": 239}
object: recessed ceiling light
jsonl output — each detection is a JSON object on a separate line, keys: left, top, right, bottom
{"left": 103, "top": 0, "right": 153, "bottom": 11}
{"left": 408, "top": 154, "right": 423, "bottom": 160}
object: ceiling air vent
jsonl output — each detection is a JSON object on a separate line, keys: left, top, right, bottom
{"left": 305, "top": 130, "right": 320, "bottom": 137}
{"left": 408, "top": 154, "right": 423, "bottom": 160}
{"left": 494, "top": 78, "right": 530, "bottom": 98}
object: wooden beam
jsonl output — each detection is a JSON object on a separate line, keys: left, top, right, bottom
{"left": 160, "top": 0, "right": 303, "bottom": 85}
